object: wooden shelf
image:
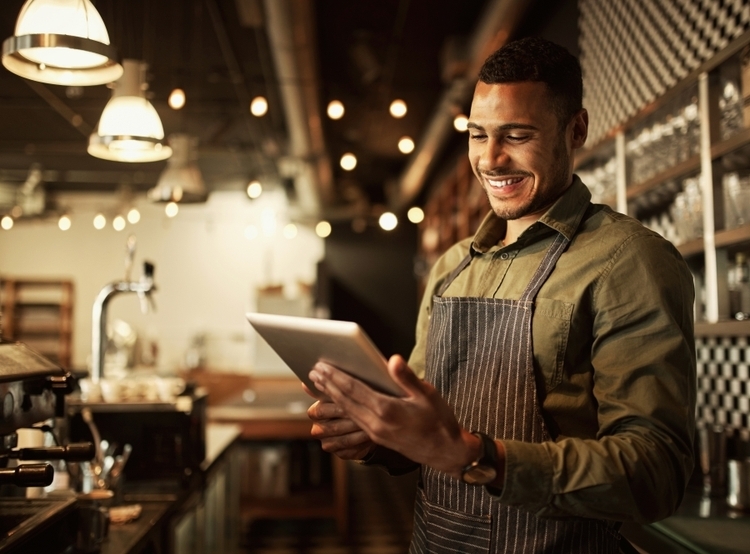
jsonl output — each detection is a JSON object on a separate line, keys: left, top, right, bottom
{"left": 626, "top": 155, "right": 701, "bottom": 201}
{"left": 695, "top": 320, "right": 750, "bottom": 337}
{"left": 0, "top": 278, "right": 74, "bottom": 368}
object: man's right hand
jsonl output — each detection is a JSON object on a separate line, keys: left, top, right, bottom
{"left": 304, "top": 384, "right": 376, "bottom": 460}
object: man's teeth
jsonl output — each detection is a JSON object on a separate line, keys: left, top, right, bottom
{"left": 488, "top": 176, "right": 524, "bottom": 188}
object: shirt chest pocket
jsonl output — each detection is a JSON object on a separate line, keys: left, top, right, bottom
{"left": 532, "top": 298, "right": 574, "bottom": 393}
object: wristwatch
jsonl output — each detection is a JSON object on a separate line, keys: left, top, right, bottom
{"left": 460, "top": 431, "right": 498, "bottom": 486}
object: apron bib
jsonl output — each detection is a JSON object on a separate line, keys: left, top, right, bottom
{"left": 410, "top": 233, "right": 620, "bottom": 553}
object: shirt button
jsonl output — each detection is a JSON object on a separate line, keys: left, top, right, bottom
{"left": 500, "top": 253, "right": 509, "bottom": 260}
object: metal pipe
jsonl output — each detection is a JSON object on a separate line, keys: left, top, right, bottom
{"left": 90, "top": 271, "right": 155, "bottom": 384}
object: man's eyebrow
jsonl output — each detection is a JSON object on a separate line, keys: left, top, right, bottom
{"left": 466, "top": 122, "right": 538, "bottom": 132}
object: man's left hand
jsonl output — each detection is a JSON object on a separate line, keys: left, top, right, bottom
{"left": 309, "top": 355, "right": 477, "bottom": 479}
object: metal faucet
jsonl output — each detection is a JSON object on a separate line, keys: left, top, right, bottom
{"left": 90, "top": 235, "right": 157, "bottom": 383}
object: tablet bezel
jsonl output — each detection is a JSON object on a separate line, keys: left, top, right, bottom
{"left": 246, "top": 312, "right": 404, "bottom": 399}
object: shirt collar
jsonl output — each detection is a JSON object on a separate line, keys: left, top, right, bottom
{"left": 471, "top": 175, "right": 592, "bottom": 254}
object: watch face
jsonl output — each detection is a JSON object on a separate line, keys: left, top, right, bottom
{"left": 462, "top": 463, "right": 497, "bottom": 485}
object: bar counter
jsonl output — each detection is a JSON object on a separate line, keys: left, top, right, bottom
{"left": 89, "top": 422, "right": 241, "bottom": 554}
{"left": 622, "top": 488, "right": 750, "bottom": 553}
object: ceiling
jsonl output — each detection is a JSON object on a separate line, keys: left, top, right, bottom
{"left": 0, "top": 0, "right": 574, "bottom": 224}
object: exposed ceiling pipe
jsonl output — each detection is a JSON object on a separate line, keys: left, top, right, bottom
{"left": 263, "top": 0, "right": 334, "bottom": 218}
{"left": 392, "top": 0, "right": 531, "bottom": 211}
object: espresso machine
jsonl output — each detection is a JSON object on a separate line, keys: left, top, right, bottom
{"left": 0, "top": 338, "right": 95, "bottom": 553}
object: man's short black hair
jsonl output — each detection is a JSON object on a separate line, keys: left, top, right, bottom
{"left": 478, "top": 37, "right": 583, "bottom": 126}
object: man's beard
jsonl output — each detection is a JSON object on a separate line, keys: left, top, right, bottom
{"left": 485, "top": 139, "right": 571, "bottom": 221}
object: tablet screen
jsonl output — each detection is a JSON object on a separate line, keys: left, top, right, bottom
{"left": 246, "top": 312, "right": 404, "bottom": 399}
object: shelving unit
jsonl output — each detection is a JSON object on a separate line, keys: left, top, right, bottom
{"left": 574, "top": 29, "right": 750, "bottom": 329}
{"left": 0, "top": 277, "right": 74, "bottom": 368}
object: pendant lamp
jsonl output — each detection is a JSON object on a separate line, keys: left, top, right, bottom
{"left": 2, "top": 0, "right": 123, "bottom": 86}
{"left": 148, "top": 134, "right": 208, "bottom": 203}
{"left": 88, "top": 59, "right": 172, "bottom": 163}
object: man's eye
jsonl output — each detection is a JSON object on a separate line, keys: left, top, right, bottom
{"left": 469, "top": 134, "right": 486, "bottom": 140}
{"left": 506, "top": 135, "right": 527, "bottom": 142}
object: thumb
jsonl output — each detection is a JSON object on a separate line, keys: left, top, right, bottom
{"left": 387, "top": 354, "right": 424, "bottom": 397}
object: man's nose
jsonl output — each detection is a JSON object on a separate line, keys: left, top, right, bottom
{"left": 477, "top": 139, "right": 510, "bottom": 170}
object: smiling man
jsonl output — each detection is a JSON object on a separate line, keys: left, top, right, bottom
{"left": 307, "top": 37, "right": 696, "bottom": 553}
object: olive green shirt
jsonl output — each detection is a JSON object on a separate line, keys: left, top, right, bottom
{"left": 407, "top": 177, "right": 696, "bottom": 524}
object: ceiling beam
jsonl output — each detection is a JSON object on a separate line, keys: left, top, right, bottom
{"left": 263, "top": 0, "right": 334, "bottom": 218}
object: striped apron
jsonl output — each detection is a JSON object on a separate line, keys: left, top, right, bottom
{"left": 409, "top": 233, "right": 621, "bottom": 553}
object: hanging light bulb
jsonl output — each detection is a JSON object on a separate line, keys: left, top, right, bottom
{"left": 88, "top": 59, "right": 172, "bottom": 163}
{"left": 148, "top": 134, "right": 207, "bottom": 203}
{"left": 407, "top": 206, "right": 425, "bottom": 224}
{"left": 340, "top": 153, "right": 357, "bottom": 171}
{"left": 246, "top": 180, "right": 262, "bottom": 199}
{"left": 112, "top": 214, "right": 126, "bottom": 231}
{"left": 127, "top": 207, "right": 140, "bottom": 224}
{"left": 453, "top": 114, "right": 469, "bottom": 132}
{"left": 327, "top": 100, "right": 344, "bottom": 120}
{"left": 165, "top": 202, "right": 179, "bottom": 218}
{"left": 168, "top": 88, "right": 186, "bottom": 110}
{"left": 2, "top": 0, "right": 123, "bottom": 86}
{"left": 58, "top": 214, "right": 71, "bottom": 231}
{"left": 379, "top": 212, "right": 398, "bottom": 231}
{"left": 93, "top": 213, "right": 106, "bottom": 229}
{"left": 250, "top": 96, "right": 268, "bottom": 117}
{"left": 1, "top": 216, "right": 14, "bottom": 230}
{"left": 398, "top": 136, "right": 415, "bottom": 154}
{"left": 389, "top": 99, "right": 407, "bottom": 118}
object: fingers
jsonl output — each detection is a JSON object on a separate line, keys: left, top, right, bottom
{"left": 387, "top": 354, "right": 424, "bottom": 397}
{"left": 310, "top": 417, "right": 363, "bottom": 439}
{"left": 307, "top": 399, "right": 347, "bottom": 421}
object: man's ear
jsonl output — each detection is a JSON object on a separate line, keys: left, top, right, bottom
{"left": 570, "top": 109, "right": 588, "bottom": 149}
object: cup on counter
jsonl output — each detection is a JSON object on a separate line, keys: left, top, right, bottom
{"left": 76, "top": 489, "right": 113, "bottom": 553}
{"left": 698, "top": 423, "right": 728, "bottom": 497}
{"left": 727, "top": 458, "right": 750, "bottom": 512}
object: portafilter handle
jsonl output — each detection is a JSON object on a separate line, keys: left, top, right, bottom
{"left": 0, "top": 463, "right": 53, "bottom": 487}
{"left": 10, "top": 442, "right": 96, "bottom": 462}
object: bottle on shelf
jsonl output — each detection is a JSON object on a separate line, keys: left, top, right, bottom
{"left": 728, "top": 252, "right": 750, "bottom": 320}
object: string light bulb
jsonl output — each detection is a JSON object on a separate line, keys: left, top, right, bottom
{"left": 168, "top": 88, "right": 185, "bottom": 110}
{"left": 327, "top": 100, "right": 344, "bottom": 120}
{"left": 1, "top": 216, "right": 13, "bottom": 230}
{"left": 58, "top": 214, "right": 71, "bottom": 231}
{"left": 340, "top": 153, "right": 357, "bottom": 171}
{"left": 407, "top": 206, "right": 425, "bottom": 224}
{"left": 250, "top": 96, "right": 268, "bottom": 117}
{"left": 453, "top": 114, "right": 468, "bottom": 132}
{"left": 398, "top": 136, "right": 415, "bottom": 154}
{"left": 389, "top": 99, "right": 407, "bottom": 118}
{"left": 93, "top": 213, "right": 106, "bottom": 229}
{"left": 379, "top": 212, "right": 398, "bottom": 231}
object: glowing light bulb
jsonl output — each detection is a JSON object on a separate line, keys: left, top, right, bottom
{"left": 389, "top": 99, "right": 407, "bottom": 118}
{"left": 315, "top": 221, "right": 332, "bottom": 238}
{"left": 168, "top": 88, "right": 186, "bottom": 110}
{"left": 340, "top": 153, "right": 357, "bottom": 171}
{"left": 407, "top": 206, "right": 425, "bottom": 224}
{"left": 112, "top": 215, "right": 126, "bottom": 231}
{"left": 165, "top": 201, "right": 179, "bottom": 218}
{"left": 327, "top": 100, "right": 344, "bottom": 120}
{"left": 93, "top": 213, "right": 106, "bottom": 229}
{"left": 127, "top": 208, "right": 140, "bottom": 224}
{"left": 1, "top": 216, "right": 13, "bottom": 230}
{"left": 379, "top": 212, "right": 398, "bottom": 231}
{"left": 398, "top": 136, "right": 415, "bottom": 154}
{"left": 250, "top": 96, "right": 268, "bottom": 117}
{"left": 454, "top": 114, "right": 468, "bottom": 132}
{"left": 58, "top": 215, "right": 71, "bottom": 231}
{"left": 247, "top": 180, "right": 262, "bottom": 199}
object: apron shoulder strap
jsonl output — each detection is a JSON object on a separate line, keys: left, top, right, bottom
{"left": 435, "top": 253, "right": 472, "bottom": 297}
